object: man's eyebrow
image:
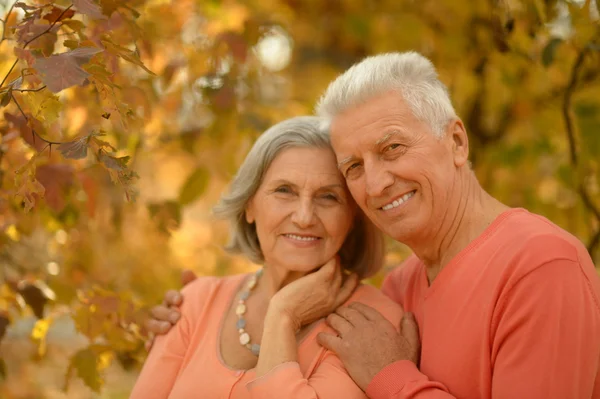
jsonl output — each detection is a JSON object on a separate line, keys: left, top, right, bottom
{"left": 337, "top": 156, "right": 356, "bottom": 170}
{"left": 375, "top": 130, "right": 403, "bottom": 146}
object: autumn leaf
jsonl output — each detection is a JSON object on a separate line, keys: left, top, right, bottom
{"left": 0, "top": 312, "right": 9, "bottom": 342}
{"left": 30, "top": 317, "right": 51, "bottom": 357}
{"left": 14, "top": 157, "right": 46, "bottom": 213}
{"left": 14, "top": 48, "right": 35, "bottom": 67}
{"left": 0, "top": 358, "right": 6, "bottom": 382}
{"left": 218, "top": 31, "right": 248, "bottom": 62}
{"left": 34, "top": 47, "right": 104, "bottom": 93}
{"left": 179, "top": 167, "right": 210, "bottom": 206}
{"left": 19, "top": 283, "right": 48, "bottom": 319}
{"left": 22, "top": 90, "right": 62, "bottom": 124}
{"left": 36, "top": 164, "right": 75, "bottom": 213}
{"left": 57, "top": 136, "right": 91, "bottom": 160}
{"left": 73, "top": 0, "right": 106, "bottom": 20}
{"left": 101, "top": 38, "right": 155, "bottom": 75}
{"left": 148, "top": 201, "right": 182, "bottom": 233}
{"left": 64, "top": 347, "right": 105, "bottom": 393}
{"left": 43, "top": 6, "right": 76, "bottom": 23}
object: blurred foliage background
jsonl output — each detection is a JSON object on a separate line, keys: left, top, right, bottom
{"left": 0, "top": 0, "right": 599, "bottom": 397}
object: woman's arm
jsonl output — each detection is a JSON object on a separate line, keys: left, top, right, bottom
{"left": 130, "top": 312, "right": 190, "bottom": 398}
{"left": 255, "top": 257, "right": 357, "bottom": 377}
{"left": 130, "top": 278, "right": 210, "bottom": 398}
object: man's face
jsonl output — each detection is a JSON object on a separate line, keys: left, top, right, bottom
{"left": 330, "top": 90, "right": 462, "bottom": 244}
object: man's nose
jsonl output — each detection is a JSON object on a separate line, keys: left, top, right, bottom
{"left": 364, "top": 160, "right": 394, "bottom": 197}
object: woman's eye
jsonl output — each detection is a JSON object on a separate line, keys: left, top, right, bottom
{"left": 275, "top": 186, "right": 292, "bottom": 194}
{"left": 322, "top": 193, "right": 338, "bottom": 201}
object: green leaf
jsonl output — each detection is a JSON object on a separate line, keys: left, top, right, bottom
{"left": 542, "top": 38, "right": 562, "bottom": 67}
{"left": 178, "top": 167, "right": 210, "bottom": 206}
{"left": 65, "top": 348, "right": 104, "bottom": 393}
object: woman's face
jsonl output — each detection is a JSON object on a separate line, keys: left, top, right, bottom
{"left": 246, "top": 146, "right": 356, "bottom": 273}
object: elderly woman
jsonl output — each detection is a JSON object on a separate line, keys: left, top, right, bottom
{"left": 130, "top": 116, "right": 403, "bottom": 398}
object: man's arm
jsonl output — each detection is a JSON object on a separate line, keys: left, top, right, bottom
{"left": 144, "top": 270, "right": 197, "bottom": 350}
{"left": 322, "top": 257, "right": 600, "bottom": 399}
{"left": 489, "top": 258, "right": 600, "bottom": 398}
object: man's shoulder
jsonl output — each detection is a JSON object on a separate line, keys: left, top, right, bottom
{"left": 492, "top": 208, "right": 588, "bottom": 264}
{"left": 383, "top": 255, "right": 422, "bottom": 285}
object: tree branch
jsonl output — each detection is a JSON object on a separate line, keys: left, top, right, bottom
{"left": 562, "top": 44, "right": 600, "bottom": 261}
{"left": 12, "top": 93, "right": 67, "bottom": 148}
{"left": 0, "top": 4, "right": 73, "bottom": 89}
{"left": 0, "top": 1, "right": 17, "bottom": 45}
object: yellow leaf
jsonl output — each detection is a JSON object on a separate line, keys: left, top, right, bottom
{"left": 97, "top": 351, "right": 113, "bottom": 370}
{"left": 22, "top": 90, "right": 63, "bottom": 124}
{"left": 31, "top": 318, "right": 51, "bottom": 340}
{"left": 31, "top": 318, "right": 52, "bottom": 357}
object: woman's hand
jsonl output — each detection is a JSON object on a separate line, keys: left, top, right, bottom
{"left": 268, "top": 257, "right": 359, "bottom": 331}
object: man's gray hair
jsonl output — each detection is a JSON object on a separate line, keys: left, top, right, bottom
{"left": 213, "top": 116, "right": 385, "bottom": 278}
{"left": 315, "top": 52, "right": 457, "bottom": 136}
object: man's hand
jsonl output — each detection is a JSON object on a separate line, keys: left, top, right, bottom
{"left": 317, "top": 302, "right": 420, "bottom": 391}
{"left": 144, "top": 269, "right": 197, "bottom": 351}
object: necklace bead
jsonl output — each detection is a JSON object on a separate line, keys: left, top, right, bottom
{"left": 236, "top": 268, "right": 263, "bottom": 356}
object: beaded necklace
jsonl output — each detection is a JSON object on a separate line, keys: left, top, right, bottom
{"left": 235, "top": 268, "right": 263, "bottom": 356}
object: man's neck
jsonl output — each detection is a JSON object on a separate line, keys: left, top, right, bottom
{"left": 410, "top": 171, "right": 509, "bottom": 284}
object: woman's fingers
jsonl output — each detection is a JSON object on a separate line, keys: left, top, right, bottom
{"left": 334, "top": 273, "right": 359, "bottom": 308}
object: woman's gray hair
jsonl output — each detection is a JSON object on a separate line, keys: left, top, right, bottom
{"left": 315, "top": 51, "right": 457, "bottom": 137}
{"left": 213, "top": 116, "right": 385, "bottom": 278}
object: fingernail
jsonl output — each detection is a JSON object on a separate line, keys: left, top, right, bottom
{"left": 169, "top": 313, "right": 180, "bottom": 323}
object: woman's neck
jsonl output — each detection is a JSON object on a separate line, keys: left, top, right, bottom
{"left": 257, "top": 265, "right": 309, "bottom": 299}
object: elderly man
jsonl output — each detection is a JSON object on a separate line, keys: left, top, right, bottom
{"left": 146, "top": 52, "right": 600, "bottom": 398}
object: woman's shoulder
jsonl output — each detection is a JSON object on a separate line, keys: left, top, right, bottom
{"left": 344, "top": 283, "right": 404, "bottom": 325}
{"left": 179, "top": 273, "right": 247, "bottom": 313}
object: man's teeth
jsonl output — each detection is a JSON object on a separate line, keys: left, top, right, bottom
{"left": 381, "top": 191, "right": 415, "bottom": 211}
{"left": 285, "top": 234, "right": 318, "bottom": 241}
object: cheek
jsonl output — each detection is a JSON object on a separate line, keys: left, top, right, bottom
{"left": 322, "top": 207, "right": 354, "bottom": 242}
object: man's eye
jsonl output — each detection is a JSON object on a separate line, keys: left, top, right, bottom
{"left": 385, "top": 143, "right": 402, "bottom": 152}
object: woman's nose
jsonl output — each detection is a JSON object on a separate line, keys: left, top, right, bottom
{"left": 290, "top": 199, "right": 316, "bottom": 228}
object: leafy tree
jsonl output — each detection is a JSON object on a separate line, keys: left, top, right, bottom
{"left": 0, "top": 0, "right": 598, "bottom": 396}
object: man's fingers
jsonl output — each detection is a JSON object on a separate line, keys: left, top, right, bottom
{"left": 316, "top": 332, "right": 343, "bottom": 353}
{"left": 150, "top": 304, "right": 181, "bottom": 324}
{"left": 145, "top": 333, "right": 155, "bottom": 352}
{"left": 401, "top": 312, "right": 420, "bottom": 348}
{"left": 334, "top": 273, "right": 358, "bottom": 308}
{"left": 335, "top": 305, "right": 366, "bottom": 327}
{"left": 181, "top": 269, "right": 198, "bottom": 287}
{"left": 145, "top": 319, "right": 173, "bottom": 335}
{"left": 348, "top": 302, "right": 385, "bottom": 322}
{"left": 326, "top": 313, "right": 354, "bottom": 336}
{"left": 163, "top": 290, "right": 183, "bottom": 307}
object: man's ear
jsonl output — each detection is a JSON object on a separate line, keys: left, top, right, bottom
{"left": 448, "top": 119, "right": 469, "bottom": 167}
